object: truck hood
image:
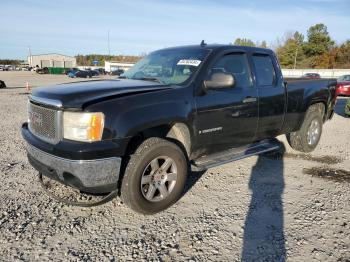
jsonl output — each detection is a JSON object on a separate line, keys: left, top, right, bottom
{"left": 30, "top": 79, "right": 172, "bottom": 109}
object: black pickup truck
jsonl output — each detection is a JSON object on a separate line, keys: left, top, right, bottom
{"left": 22, "top": 44, "right": 336, "bottom": 214}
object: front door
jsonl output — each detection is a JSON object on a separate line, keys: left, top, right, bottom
{"left": 194, "top": 52, "right": 258, "bottom": 156}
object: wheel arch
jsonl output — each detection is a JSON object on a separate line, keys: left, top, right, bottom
{"left": 124, "top": 122, "right": 193, "bottom": 159}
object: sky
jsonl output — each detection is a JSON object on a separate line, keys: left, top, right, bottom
{"left": 0, "top": 0, "right": 349, "bottom": 59}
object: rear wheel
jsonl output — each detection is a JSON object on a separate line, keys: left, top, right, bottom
{"left": 287, "top": 103, "right": 324, "bottom": 153}
{"left": 121, "top": 137, "right": 187, "bottom": 214}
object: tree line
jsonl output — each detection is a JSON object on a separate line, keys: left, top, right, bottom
{"left": 75, "top": 54, "right": 142, "bottom": 67}
{"left": 0, "top": 59, "right": 22, "bottom": 66}
{"left": 233, "top": 23, "right": 350, "bottom": 69}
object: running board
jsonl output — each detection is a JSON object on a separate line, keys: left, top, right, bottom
{"left": 191, "top": 139, "right": 281, "bottom": 171}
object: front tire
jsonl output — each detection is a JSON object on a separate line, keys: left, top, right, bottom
{"left": 121, "top": 137, "right": 187, "bottom": 214}
{"left": 287, "top": 103, "right": 324, "bottom": 153}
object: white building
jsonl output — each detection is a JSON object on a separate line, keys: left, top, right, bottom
{"left": 105, "top": 61, "right": 135, "bottom": 72}
{"left": 28, "top": 53, "right": 76, "bottom": 68}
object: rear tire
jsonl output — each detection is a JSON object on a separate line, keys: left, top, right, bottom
{"left": 121, "top": 137, "right": 187, "bottom": 215}
{"left": 287, "top": 103, "right": 324, "bottom": 153}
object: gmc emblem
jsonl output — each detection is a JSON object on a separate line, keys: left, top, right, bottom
{"left": 29, "top": 111, "right": 43, "bottom": 126}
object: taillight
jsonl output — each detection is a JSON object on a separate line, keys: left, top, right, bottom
{"left": 337, "top": 84, "right": 350, "bottom": 88}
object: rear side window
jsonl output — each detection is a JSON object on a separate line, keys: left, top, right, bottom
{"left": 252, "top": 54, "right": 276, "bottom": 86}
{"left": 209, "top": 53, "right": 252, "bottom": 88}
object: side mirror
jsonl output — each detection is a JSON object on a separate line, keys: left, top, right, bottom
{"left": 204, "top": 72, "right": 235, "bottom": 90}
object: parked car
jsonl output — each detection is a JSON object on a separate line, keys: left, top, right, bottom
{"left": 302, "top": 73, "right": 321, "bottom": 79}
{"left": 22, "top": 44, "right": 336, "bottom": 214}
{"left": 31, "top": 66, "right": 39, "bottom": 72}
{"left": 36, "top": 67, "right": 49, "bottom": 74}
{"left": 336, "top": 75, "right": 350, "bottom": 96}
{"left": 65, "top": 68, "right": 79, "bottom": 75}
{"left": 67, "top": 71, "right": 77, "bottom": 78}
{"left": 345, "top": 98, "right": 350, "bottom": 117}
{"left": 90, "top": 69, "right": 100, "bottom": 77}
{"left": 0, "top": 80, "right": 6, "bottom": 88}
{"left": 95, "top": 68, "right": 106, "bottom": 75}
{"left": 1, "top": 65, "right": 10, "bottom": 71}
{"left": 111, "top": 69, "right": 124, "bottom": 76}
{"left": 68, "top": 70, "right": 94, "bottom": 78}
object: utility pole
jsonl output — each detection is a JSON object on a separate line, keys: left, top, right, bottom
{"left": 108, "top": 30, "right": 111, "bottom": 59}
{"left": 293, "top": 46, "right": 298, "bottom": 69}
{"left": 28, "top": 46, "right": 32, "bottom": 67}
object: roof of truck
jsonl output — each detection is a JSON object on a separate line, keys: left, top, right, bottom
{"left": 158, "top": 44, "right": 273, "bottom": 54}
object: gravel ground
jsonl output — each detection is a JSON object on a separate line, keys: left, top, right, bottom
{"left": 0, "top": 72, "right": 349, "bottom": 261}
{"left": 0, "top": 71, "right": 113, "bottom": 88}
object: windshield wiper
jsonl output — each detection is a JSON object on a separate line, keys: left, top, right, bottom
{"left": 132, "top": 77, "right": 164, "bottom": 84}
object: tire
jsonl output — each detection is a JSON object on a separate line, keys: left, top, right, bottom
{"left": 121, "top": 137, "right": 187, "bottom": 215}
{"left": 287, "top": 103, "right": 324, "bottom": 153}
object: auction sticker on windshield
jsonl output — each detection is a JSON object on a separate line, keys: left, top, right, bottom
{"left": 177, "top": 59, "right": 201, "bottom": 66}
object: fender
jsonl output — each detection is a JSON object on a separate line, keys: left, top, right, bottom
{"left": 86, "top": 84, "right": 195, "bottom": 141}
{"left": 297, "top": 80, "right": 331, "bottom": 129}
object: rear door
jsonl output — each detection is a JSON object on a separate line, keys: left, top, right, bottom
{"left": 194, "top": 52, "right": 258, "bottom": 155}
{"left": 251, "top": 53, "right": 286, "bottom": 139}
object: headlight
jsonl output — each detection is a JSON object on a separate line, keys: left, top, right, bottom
{"left": 63, "top": 112, "right": 105, "bottom": 142}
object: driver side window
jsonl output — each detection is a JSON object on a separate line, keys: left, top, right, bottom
{"left": 209, "top": 53, "right": 253, "bottom": 88}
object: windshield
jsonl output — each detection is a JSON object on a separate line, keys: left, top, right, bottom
{"left": 122, "top": 48, "right": 210, "bottom": 85}
{"left": 338, "top": 75, "right": 350, "bottom": 81}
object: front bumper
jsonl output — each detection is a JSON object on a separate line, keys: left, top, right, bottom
{"left": 21, "top": 122, "right": 129, "bottom": 160}
{"left": 27, "top": 143, "right": 121, "bottom": 193}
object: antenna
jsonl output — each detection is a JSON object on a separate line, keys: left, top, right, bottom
{"left": 200, "top": 40, "right": 206, "bottom": 47}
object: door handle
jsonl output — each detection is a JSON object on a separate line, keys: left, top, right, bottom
{"left": 242, "top": 97, "right": 257, "bottom": 103}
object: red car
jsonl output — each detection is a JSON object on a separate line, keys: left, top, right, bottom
{"left": 336, "top": 75, "right": 350, "bottom": 96}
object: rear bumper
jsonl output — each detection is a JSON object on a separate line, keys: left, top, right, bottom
{"left": 336, "top": 88, "right": 350, "bottom": 96}
{"left": 27, "top": 143, "right": 121, "bottom": 193}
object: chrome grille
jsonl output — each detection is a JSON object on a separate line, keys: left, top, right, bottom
{"left": 28, "top": 102, "right": 60, "bottom": 144}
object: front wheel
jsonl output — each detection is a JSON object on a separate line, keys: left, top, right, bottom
{"left": 287, "top": 103, "right": 324, "bottom": 153}
{"left": 121, "top": 137, "right": 187, "bottom": 214}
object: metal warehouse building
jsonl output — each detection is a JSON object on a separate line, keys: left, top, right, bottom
{"left": 28, "top": 53, "right": 76, "bottom": 68}
{"left": 105, "top": 61, "right": 135, "bottom": 72}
